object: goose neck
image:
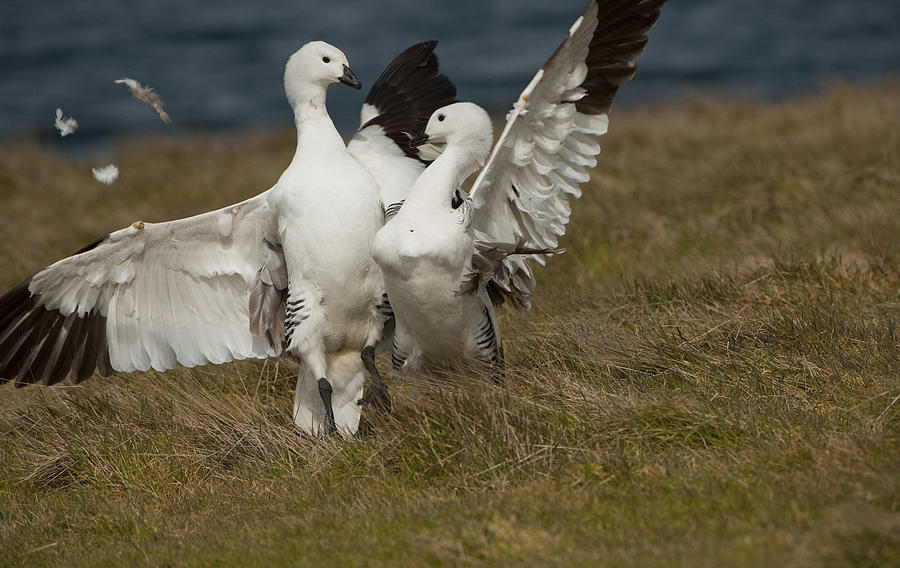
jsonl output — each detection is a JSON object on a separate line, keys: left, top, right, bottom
{"left": 408, "top": 146, "right": 478, "bottom": 210}
{"left": 291, "top": 86, "right": 344, "bottom": 152}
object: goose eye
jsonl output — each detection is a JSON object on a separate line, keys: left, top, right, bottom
{"left": 437, "top": 114, "right": 445, "bottom": 122}
{"left": 322, "top": 56, "right": 331, "bottom": 63}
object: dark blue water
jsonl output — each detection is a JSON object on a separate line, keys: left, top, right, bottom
{"left": 1, "top": 0, "right": 898, "bottom": 154}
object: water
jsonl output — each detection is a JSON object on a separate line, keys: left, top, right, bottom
{"left": 1, "top": 0, "right": 898, "bottom": 154}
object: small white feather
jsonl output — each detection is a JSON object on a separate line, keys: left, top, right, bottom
{"left": 92, "top": 164, "right": 120, "bottom": 184}
{"left": 54, "top": 108, "right": 78, "bottom": 137}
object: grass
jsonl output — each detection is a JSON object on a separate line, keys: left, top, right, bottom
{"left": 1, "top": 81, "right": 898, "bottom": 566}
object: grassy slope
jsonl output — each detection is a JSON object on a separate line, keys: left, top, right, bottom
{"left": 0, "top": 83, "right": 898, "bottom": 567}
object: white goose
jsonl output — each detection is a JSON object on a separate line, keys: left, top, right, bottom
{"left": 0, "top": 40, "right": 456, "bottom": 436}
{"left": 372, "top": 0, "right": 666, "bottom": 371}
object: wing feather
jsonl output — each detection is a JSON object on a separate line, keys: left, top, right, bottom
{"left": 466, "top": 0, "right": 664, "bottom": 309}
{"left": 347, "top": 41, "right": 457, "bottom": 212}
{"left": 69, "top": 316, "right": 94, "bottom": 383}
{"left": 43, "top": 314, "right": 79, "bottom": 385}
{"left": 0, "top": 191, "right": 283, "bottom": 386}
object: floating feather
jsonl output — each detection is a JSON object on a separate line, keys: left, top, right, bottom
{"left": 92, "top": 164, "right": 119, "bottom": 185}
{"left": 54, "top": 108, "right": 78, "bottom": 137}
{"left": 114, "top": 77, "right": 172, "bottom": 124}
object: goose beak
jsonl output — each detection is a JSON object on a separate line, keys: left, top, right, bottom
{"left": 409, "top": 131, "right": 429, "bottom": 148}
{"left": 339, "top": 65, "right": 362, "bottom": 89}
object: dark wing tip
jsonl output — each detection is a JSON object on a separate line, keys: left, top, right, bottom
{"left": 1, "top": 235, "right": 114, "bottom": 387}
{"left": 578, "top": 0, "right": 666, "bottom": 114}
{"left": 361, "top": 41, "right": 458, "bottom": 160}
{"left": 0, "top": 275, "right": 109, "bottom": 388}
{"left": 541, "top": 0, "right": 667, "bottom": 116}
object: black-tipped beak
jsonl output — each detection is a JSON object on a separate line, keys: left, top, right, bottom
{"left": 339, "top": 65, "right": 362, "bottom": 89}
{"left": 409, "top": 131, "right": 429, "bottom": 148}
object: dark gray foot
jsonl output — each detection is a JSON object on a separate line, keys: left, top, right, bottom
{"left": 317, "top": 377, "right": 336, "bottom": 435}
{"left": 358, "top": 345, "right": 391, "bottom": 412}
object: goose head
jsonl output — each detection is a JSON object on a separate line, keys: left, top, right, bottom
{"left": 410, "top": 102, "right": 494, "bottom": 173}
{"left": 284, "top": 41, "right": 361, "bottom": 107}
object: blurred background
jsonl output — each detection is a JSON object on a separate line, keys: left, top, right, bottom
{"left": 1, "top": 0, "right": 898, "bottom": 155}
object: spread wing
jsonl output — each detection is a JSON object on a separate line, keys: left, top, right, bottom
{"left": 347, "top": 41, "right": 457, "bottom": 218}
{"left": 465, "top": 0, "right": 665, "bottom": 308}
{"left": 0, "top": 192, "right": 285, "bottom": 386}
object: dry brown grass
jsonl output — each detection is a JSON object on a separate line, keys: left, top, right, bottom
{"left": 1, "top": 82, "right": 898, "bottom": 566}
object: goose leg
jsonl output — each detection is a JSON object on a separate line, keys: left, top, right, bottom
{"left": 358, "top": 345, "right": 391, "bottom": 412}
{"left": 317, "top": 377, "right": 336, "bottom": 434}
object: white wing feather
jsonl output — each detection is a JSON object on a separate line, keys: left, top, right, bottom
{"left": 27, "top": 191, "right": 280, "bottom": 374}
{"left": 466, "top": 0, "right": 663, "bottom": 308}
{"left": 468, "top": 4, "right": 603, "bottom": 256}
